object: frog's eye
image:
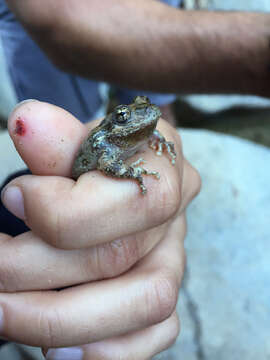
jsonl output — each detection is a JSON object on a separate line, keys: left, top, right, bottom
{"left": 114, "top": 106, "right": 131, "bottom": 123}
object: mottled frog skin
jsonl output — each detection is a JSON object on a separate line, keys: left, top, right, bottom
{"left": 72, "top": 96, "right": 176, "bottom": 194}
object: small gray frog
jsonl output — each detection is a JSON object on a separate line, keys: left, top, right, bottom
{"left": 72, "top": 96, "right": 176, "bottom": 194}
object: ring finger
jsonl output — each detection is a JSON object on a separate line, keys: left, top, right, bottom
{"left": 44, "top": 311, "right": 179, "bottom": 360}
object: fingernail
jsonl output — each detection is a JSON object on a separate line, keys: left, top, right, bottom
{"left": 46, "top": 347, "right": 83, "bottom": 360}
{"left": 1, "top": 186, "right": 25, "bottom": 220}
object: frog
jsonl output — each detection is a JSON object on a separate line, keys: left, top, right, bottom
{"left": 72, "top": 96, "right": 176, "bottom": 194}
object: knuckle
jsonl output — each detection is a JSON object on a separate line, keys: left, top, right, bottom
{"left": 0, "top": 262, "right": 16, "bottom": 292}
{"left": 0, "top": 249, "right": 22, "bottom": 292}
{"left": 33, "top": 203, "right": 63, "bottom": 249}
{"left": 37, "top": 306, "right": 64, "bottom": 348}
{"left": 144, "top": 269, "right": 178, "bottom": 326}
{"left": 94, "top": 237, "right": 141, "bottom": 278}
{"left": 26, "top": 179, "right": 74, "bottom": 249}
{"left": 39, "top": 202, "right": 75, "bottom": 249}
{"left": 51, "top": 207, "right": 71, "bottom": 249}
{"left": 154, "top": 174, "right": 182, "bottom": 224}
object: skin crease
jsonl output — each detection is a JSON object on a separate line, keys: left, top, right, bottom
{"left": 0, "top": 101, "right": 200, "bottom": 360}
{"left": 6, "top": 0, "right": 270, "bottom": 97}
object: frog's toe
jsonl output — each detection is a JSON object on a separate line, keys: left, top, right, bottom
{"left": 131, "top": 158, "right": 146, "bottom": 167}
{"left": 140, "top": 184, "right": 147, "bottom": 195}
{"left": 165, "top": 142, "right": 176, "bottom": 164}
{"left": 149, "top": 171, "right": 160, "bottom": 179}
{"left": 133, "top": 174, "right": 147, "bottom": 195}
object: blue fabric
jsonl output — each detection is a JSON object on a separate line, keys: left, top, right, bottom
{"left": 0, "top": 0, "right": 181, "bottom": 123}
{"left": 0, "top": 1, "right": 102, "bottom": 123}
{"left": 0, "top": 0, "right": 181, "bottom": 237}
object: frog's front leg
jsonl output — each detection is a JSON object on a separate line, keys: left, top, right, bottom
{"left": 149, "top": 129, "right": 176, "bottom": 165}
{"left": 98, "top": 153, "right": 159, "bottom": 195}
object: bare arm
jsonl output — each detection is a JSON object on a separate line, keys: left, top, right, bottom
{"left": 6, "top": 0, "right": 270, "bottom": 96}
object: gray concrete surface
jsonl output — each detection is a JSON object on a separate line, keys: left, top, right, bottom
{"left": 155, "top": 129, "right": 270, "bottom": 359}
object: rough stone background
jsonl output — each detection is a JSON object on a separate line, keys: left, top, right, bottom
{"left": 154, "top": 130, "right": 270, "bottom": 360}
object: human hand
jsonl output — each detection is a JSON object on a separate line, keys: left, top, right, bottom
{"left": 0, "top": 100, "right": 200, "bottom": 359}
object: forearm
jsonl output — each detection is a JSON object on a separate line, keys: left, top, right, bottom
{"left": 6, "top": 0, "right": 270, "bottom": 96}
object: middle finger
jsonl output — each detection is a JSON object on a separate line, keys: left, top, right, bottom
{"left": 0, "top": 221, "right": 169, "bottom": 291}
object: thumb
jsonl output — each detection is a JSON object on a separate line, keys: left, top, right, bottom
{"left": 8, "top": 100, "right": 88, "bottom": 177}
